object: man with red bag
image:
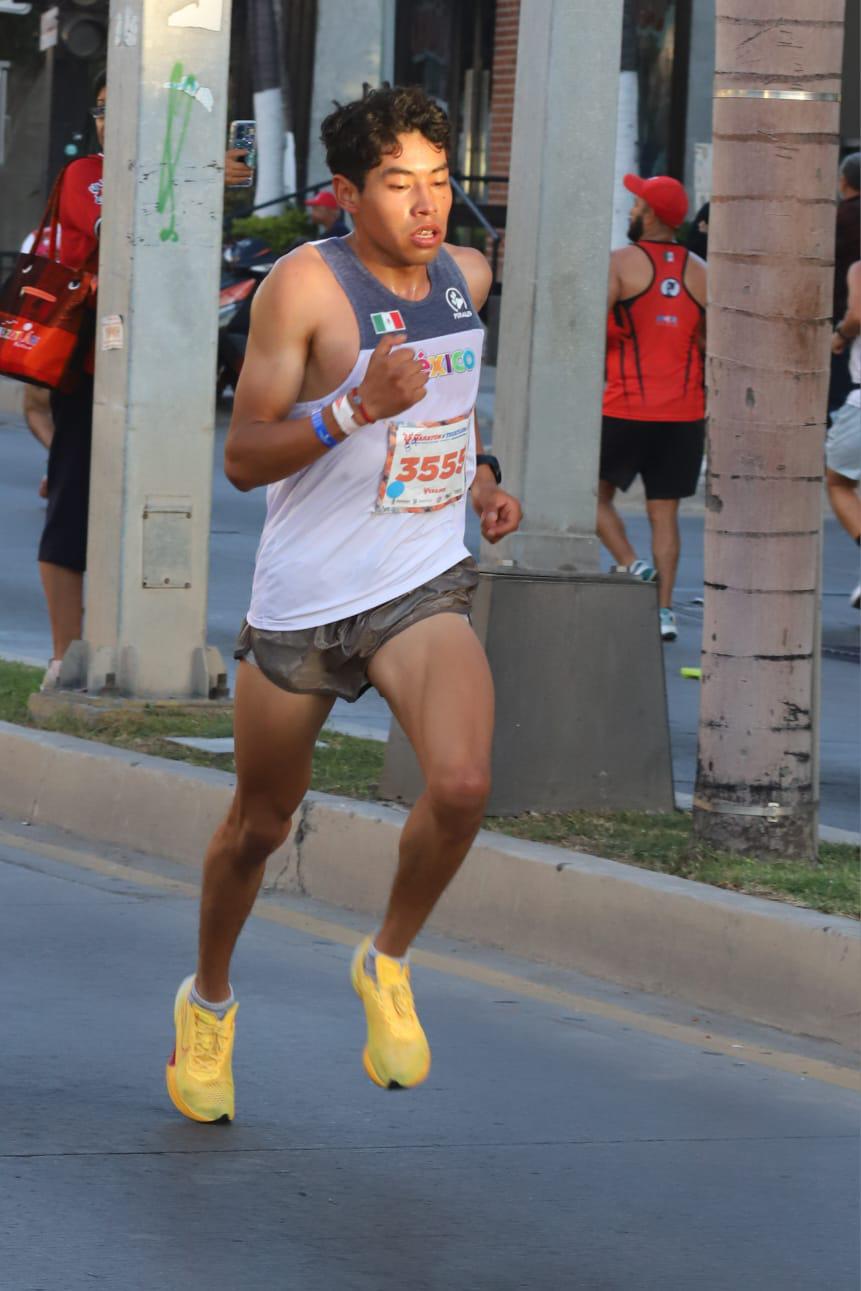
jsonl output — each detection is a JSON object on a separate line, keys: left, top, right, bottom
{"left": 37, "top": 75, "right": 106, "bottom": 691}
{"left": 36, "top": 77, "right": 255, "bottom": 689}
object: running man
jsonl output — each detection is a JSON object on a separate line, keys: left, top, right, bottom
{"left": 828, "top": 259, "right": 861, "bottom": 608}
{"left": 166, "top": 86, "right": 522, "bottom": 1121}
{"left": 598, "top": 174, "right": 707, "bottom": 642}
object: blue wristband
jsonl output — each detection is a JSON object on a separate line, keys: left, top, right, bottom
{"left": 311, "top": 407, "right": 338, "bottom": 450}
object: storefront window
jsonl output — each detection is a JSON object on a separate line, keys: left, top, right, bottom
{"left": 636, "top": 0, "right": 690, "bottom": 180}
{"left": 395, "top": 0, "right": 495, "bottom": 191}
{"left": 396, "top": 0, "right": 455, "bottom": 110}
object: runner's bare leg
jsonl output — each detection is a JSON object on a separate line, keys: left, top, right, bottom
{"left": 825, "top": 468, "right": 861, "bottom": 542}
{"left": 367, "top": 612, "right": 494, "bottom": 957}
{"left": 195, "top": 659, "right": 334, "bottom": 1001}
{"left": 38, "top": 562, "right": 83, "bottom": 661}
{"left": 596, "top": 479, "right": 637, "bottom": 567}
{"left": 646, "top": 497, "right": 681, "bottom": 609}
{"left": 23, "top": 385, "right": 54, "bottom": 450}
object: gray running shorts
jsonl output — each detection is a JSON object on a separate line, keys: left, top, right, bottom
{"left": 234, "top": 558, "right": 480, "bottom": 702}
{"left": 825, "top": 398, "right": 861, "bottom": 482}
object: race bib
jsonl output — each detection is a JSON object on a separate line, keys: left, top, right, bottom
{"left": 375, "top": 412, "right": 473, "bottom": 514}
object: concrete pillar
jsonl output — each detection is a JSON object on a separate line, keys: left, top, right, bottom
{"left": 612, "top": 0, "right": 639, "bottom": 250}
{"left": 381, "top": 0, "right": 675, "bottom": 815}
{"left": 76, "top": 0, "right": 231, "bottom": 699}
{"left": 485, "top": 0, "right": 624, "bottom": 575}
{"left": 612, "top": 69, "right": 639, "bottom": 250}
{"left": 683, "top": 0, "right": 716, "bottom": 200}
{"left": 305, "top": 0, "right": 390, "bottom": 187}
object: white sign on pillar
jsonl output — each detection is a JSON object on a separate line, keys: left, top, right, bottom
{"left": 39, "top": 6, "right": 59, "bottom": 50}
{"left": 81, "top": 0, "right": 232, "bottom": 700}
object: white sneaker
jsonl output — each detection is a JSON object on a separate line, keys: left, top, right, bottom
{"left": 659, "top": 609, "right": 677, "bottom": 642}
{"left": 40, "top": 659, "right": 62, "bottom": 691}
{"left": 851, "top": 583, "right": 860, "bottom": 610}
{"left": 612, "top": 559, "right": 657, "bottom": 583}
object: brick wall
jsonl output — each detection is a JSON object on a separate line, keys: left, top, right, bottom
{"left": 487, "top": 0, "right": 520, "bottom": 279}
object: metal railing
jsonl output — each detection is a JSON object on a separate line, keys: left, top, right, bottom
{"left": 224, "top": 180, "right": 332, "bottom": 227}
{"left": 231, "top": 172, "right": 509, "bottom": 222}
{"left": 450, "top": 175, "right": 501, "bottom": 286}
{"left": 224, "top": 173, "right": 510, "bottom": 288}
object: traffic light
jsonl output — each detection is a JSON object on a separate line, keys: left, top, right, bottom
{"left": 58, "top": 0, "right": 107, "bottom": 61}
{"left": 45, "top": 0, "right": 108, "bottom": 175}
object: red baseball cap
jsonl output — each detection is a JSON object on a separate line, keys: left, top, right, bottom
{"left": 623, "top": 174, "right": 688, "bottom": 228}
{"left": 307, "top": 189, "right": 339, "bottom": 210}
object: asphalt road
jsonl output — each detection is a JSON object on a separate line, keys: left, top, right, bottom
{"left": 1, "top": 819, "right": 858, "bottom": 1291}
{"left": 1, "top": 403, "right": 858, "bottom": 827}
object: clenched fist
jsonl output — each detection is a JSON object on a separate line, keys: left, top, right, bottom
{"left": 357, "top": 332, "right": 428, "bottom": 422}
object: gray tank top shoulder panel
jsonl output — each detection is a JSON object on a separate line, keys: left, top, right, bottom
{"left": 314, "top": 236, "right": 482, "bottom": 350}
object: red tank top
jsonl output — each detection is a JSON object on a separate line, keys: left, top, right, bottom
{"left": 603, "top": 241, "right": 705, "bottom": 422}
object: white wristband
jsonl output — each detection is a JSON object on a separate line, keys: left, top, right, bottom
{"left": 331, "top": 393, "right": 361, "bottom": 437}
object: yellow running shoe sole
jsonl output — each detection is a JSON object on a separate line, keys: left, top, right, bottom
{"left": 165, "top": 977, "right": 233, "bottom": 1123}
{"left": 359, "top": 1046, "right": 430, "bottom": 1090}
{"left": 351, "top": 943, "right": 431, "bottom": 1091}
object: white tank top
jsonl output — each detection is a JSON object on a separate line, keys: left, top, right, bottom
{"left": 246, "top": 238, "right": 485, "bottom": 630}
{"left": 849, "top": 333, "right": 860, "bottom": 407}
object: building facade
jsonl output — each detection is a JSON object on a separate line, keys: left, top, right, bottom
{"left": 1, "top": 0, "right": 858, "bottom": 266}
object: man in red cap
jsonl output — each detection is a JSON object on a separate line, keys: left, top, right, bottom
{"left": 306, "top": 188, "right": 350, "bottom": 239}
{"left": 598, "top": 173, "right": 707, "bottom": 642}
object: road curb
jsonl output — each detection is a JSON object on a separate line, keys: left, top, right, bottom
{"left": 1, "top": 720, "right": 858, "bottom": 1050}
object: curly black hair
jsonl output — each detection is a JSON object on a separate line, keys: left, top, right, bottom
{"left": 321, "top": 84, "right": 450, "bottom": 189}
{"left": 841, "top": 150, "right": 860, "bottom": 192}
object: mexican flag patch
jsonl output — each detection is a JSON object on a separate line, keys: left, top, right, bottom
{"left": 371, "top": 310, "right": 406, "bottom": 335}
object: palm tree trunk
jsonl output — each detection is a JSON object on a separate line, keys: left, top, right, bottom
{"left": 693, "top": 1, "right": 846, "bottom": 859}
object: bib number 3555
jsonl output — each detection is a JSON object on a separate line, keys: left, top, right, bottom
{"left": 375, "top": 412, "right": 473, "bottom": 514}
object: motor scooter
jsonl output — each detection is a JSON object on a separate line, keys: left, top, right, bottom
{"left": 217, "top": 236, "right": 278, "bottom": 398}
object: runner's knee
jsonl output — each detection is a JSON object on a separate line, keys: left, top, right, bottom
{"left": 227, "top": 803, "right": 293, "bottom": 864}
{"left": 426, "top": 764, "right": 490, "bottom": 825}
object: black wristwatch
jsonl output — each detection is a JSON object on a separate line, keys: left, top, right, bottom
{"left": 476, "top": 453, "right": 502, "bottom": 485}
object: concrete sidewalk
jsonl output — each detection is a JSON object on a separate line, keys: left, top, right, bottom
{"left": 1, "top": 719, "right": 858, "bottom": 1052}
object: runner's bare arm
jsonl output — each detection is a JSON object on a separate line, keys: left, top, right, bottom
{"left": 684, "top": 250, "right": 707, "bottom": 307}
{"left": 684, "top": 251, "right": 707, "bottom": 351}
{"left": 843, "top": 261, "right": 860, "bottom": 332}
{"left": 225, "top": 250, "right": 429, "bottom": 491}
{"left": 833, "top": 262, "right": 861, "bottom": 353}
{"left": 447, "top": 244, "right": 493, "bottom": 451}
{"left": 607, "top": 251, "right": 624, "bottom": 311}
{"left": 447, "top": 244, "right": 493, "bottom": 312}
{"left": 445, "top": 248, "right": 523, "bottom": 542}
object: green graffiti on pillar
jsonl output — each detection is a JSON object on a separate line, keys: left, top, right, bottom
{"left": 156, "top": 63, "right": 200, "bottom": 243}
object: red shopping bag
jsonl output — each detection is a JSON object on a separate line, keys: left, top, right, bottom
{"left": 0, "top": 167, "right": 97, "bottom": 392}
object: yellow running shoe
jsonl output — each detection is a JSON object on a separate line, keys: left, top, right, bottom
{"left": 165, "top": 976, "right": 237, "bottom": 1123}
{"left": 351, "top": 937, "right": 431, "bottom": 1089}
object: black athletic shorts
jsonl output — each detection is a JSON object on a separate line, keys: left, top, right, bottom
{"left": 38, "top": 374, "right": 94, "bottom": 572}
{"left": 600, "top": 415, "right": 705, "bottom": 500}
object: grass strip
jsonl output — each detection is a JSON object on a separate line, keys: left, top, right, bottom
{"left": 2, "top": 658, "right": 857, "bottom": 918}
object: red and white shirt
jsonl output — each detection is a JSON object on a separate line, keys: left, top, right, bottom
{"left": 56, "top": 154, "right": 103, "bottom": 270}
